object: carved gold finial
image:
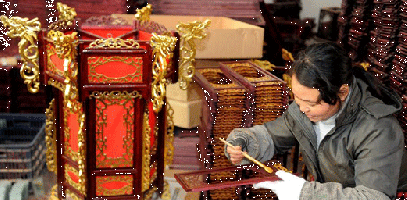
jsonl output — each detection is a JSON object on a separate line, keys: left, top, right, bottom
{"left": 150, "top": 33, "right": 177, "bottom": 113}
{"left": 48, "top": 2, "right": 77, "bottom": 30}
{"left": 176, "top": 19, "right": 211, "bottom": 90}
{"left": 135, "top": 4, "right": 152, "bottom": 24}
{"left": 57, "top": 2, "right": 77, "bottom": 26}
{"left": 0, "top": 15, "right": 41, "bottom": 93}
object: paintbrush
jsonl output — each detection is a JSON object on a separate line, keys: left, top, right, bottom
{"left": 219, "top": 138, "right": 273, "bottom": 174}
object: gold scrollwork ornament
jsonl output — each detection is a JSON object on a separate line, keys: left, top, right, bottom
{"left": 88, "top": 38, "right": 140, "bottom": 49}
{"left": 77, "top": 113, "right": 87, "bottom": 195}
{"left": 165, "top": 102, "right": 175, "bottom": 167}
{"left": 45, "top": 99, "right": 57, "bottom": 174}
{"left": 0, "top": 15, "right": 41, "bottom": 93}
{"left": 150, "top": 33, "right": 177, "bottom": 113}
{"left": 176, "top": 19, "right": 211, "bottom": 90}
{"left": 142, "top": 110, "right": 152, "bottom": 192}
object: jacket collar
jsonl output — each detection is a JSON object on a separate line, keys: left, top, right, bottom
{"left": 335, "top": 78, "right": 359, "bottom": 128}
{"left": 336, "top": 76, "right": 402, "bottom": 128}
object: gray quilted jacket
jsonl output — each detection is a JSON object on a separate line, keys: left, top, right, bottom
{"left": 225, "top": 77, "right": 407, "bottom": 199}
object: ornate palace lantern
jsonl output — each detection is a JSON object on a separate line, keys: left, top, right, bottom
{"left": 1, "top": 3, "right": 209, "bottom": 199}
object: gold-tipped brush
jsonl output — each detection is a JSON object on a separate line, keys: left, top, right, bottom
{"left": 219, "top": 138, "right": 273, "bottom": 173}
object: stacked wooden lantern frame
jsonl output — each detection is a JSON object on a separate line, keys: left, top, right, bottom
{"left": 195, "top": 60, "right": 289, "bottom": 200}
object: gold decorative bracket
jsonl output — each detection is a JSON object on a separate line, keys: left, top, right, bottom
{"left": 0, "top": 15, "right": 41, "bottom": 93}
{"left": 176, "top": 19, "right": 211, "bottom": 90}
{"left": 135, "top": 4, "right": 152, "bottom": 24}
{"left": 150, "top": 33, "right": 177, "bottom": 113}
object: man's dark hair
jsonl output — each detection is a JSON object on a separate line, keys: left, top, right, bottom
{"left": 290, "top": 42, "right": 353, "bottom": 105}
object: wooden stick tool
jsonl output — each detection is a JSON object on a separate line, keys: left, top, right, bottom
{"left": 219, "top": 138, "right": 273, "bottom": 174}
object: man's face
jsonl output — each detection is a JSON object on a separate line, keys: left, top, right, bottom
{"left": 291, "top": 75, "right": 341, "bottom": 122}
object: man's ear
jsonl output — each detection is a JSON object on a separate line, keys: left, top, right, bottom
{"left": 338, "top": 84, "right": 350, "bottom": 101}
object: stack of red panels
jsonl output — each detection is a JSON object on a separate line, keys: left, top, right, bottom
{"left": 391, "top": 1, "right": 407, "bottom": 144}
{"left": 148, "top": 0, "right": 264, "bottom": 26}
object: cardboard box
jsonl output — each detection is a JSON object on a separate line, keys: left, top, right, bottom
{"left": 166, "top": 81, "right": 202, "bottom": 102}
{"left": 167, "top": 98, "right": 202, "bottom": 129}
{"left": 112, "top": 14, "right": 264, "bottom": 59}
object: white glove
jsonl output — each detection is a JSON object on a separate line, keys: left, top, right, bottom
{"left": 252, "top": 170, "right": 306, "bottom": 200}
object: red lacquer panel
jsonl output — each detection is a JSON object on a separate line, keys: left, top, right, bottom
{"left": 87, "top": 56, "right": 143, "bottom": 83}
{"left": 139, "top": 31, "right": 152, "bottom": 41}
{"left": 96, "top": 175, "right": 133, "bottom": 196}
{"left": 95, "top": 98, "right": 135, "bottom": 168}
{"left": 64, "top": 104, "right": 79, "bottom": 161}
{"left": 81, "top": 26, "right": 134, "bottom": 39}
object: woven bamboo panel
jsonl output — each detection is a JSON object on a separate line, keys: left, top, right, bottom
{"left": 220, "top": 60, "right": 289, "bottom": 126}
{"left": 195, "top": 67, "right": 252, "bottom": 140}
{"left": 194, "top": 67, "right": 251, "bottom": 200}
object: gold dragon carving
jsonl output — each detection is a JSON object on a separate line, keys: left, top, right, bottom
{"left": 0, "top": 15, "right": 41, "bottom": 93}
{"left": 176, "top": 19, "right": 211, "bottom": 90}
{"left": 150, "top": 33, "right": 177, "bottom": 113}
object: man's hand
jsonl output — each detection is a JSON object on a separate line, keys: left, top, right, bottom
{"left": 226, "top": 145, "right": 244, "bottom": 165}
{"left": 253, "top": 170, "right": 306, "bottom": 200}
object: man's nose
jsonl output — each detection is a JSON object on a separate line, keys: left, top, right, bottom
{"left": 298, "top": 103, "right": 310, "bottom": 113}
